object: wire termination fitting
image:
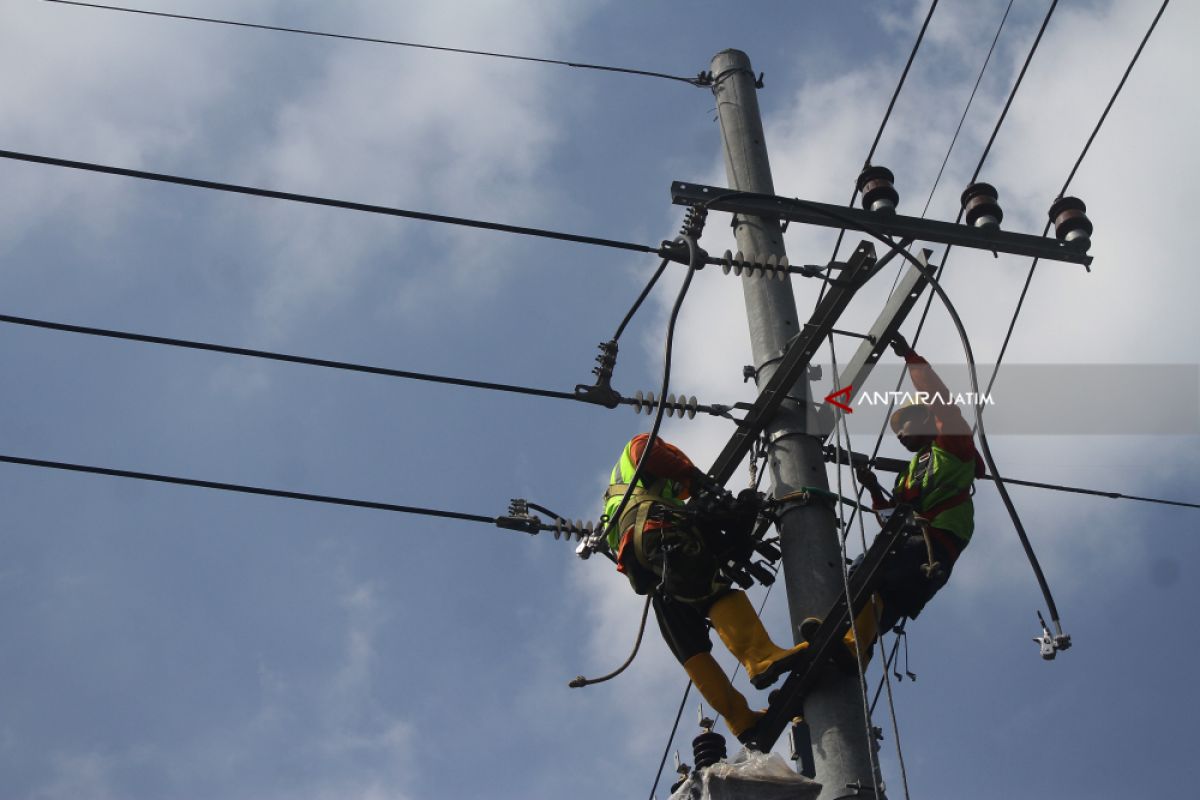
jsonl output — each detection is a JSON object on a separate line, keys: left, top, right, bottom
{"left": 1048, "top": 195, "right": 1093, "bottom": 252}
{"left": 961, "top": 181, "right": 1004, "bottom": 229}
{"left": 856, "top": 164, "right": 900, "bottom": 213}
{"left": 574, "top": 339, "right": 622, "bottom": 408}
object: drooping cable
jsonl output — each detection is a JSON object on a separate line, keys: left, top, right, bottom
{"left": 0, "top": 149, "right": 657, "bottom": 256}
{"left": 613, "top": 256, "right": 673, "bottom": 342}
{"left": 984, "top": 0, "right": 1171, "bottom": 399}
{"left": 647, "top": 682, "right": 692, "bottom": 800}
{"left": 42, "top": 0, "right": 711, "bottom": 87}
{"left": 777, "top": 198, "right": 1070, "bottom": 647}
{"left": 570, "top": 236, "right": 702, "bottom": 693}
{"left": 593, "top": 235, "right": 702, "bottom": 553}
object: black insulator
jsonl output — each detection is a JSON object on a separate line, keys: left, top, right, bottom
{"left": 692, "top": 730, "right": 727, "bottom": 770}
{"left": 856, "top": 165, "right": 899, "bottom": 214}
{"left": 753, "top": 540, "right": 782, "bottom": 562}
{"left": 1048, "top": 196, "right": 1093, "bottom": 252}
{"left": 961, "top": 182, "right": 1004, "bottom": 229}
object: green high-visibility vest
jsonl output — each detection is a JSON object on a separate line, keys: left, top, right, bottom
{"left": 896, "top": 443, "right": 976, "bottom": 543}
{"left": 603, "top": 441, "right": 685, "bottom": 552}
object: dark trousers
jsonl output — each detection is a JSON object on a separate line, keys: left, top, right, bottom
{"left": 867, "top": 530, "right": 960, "bottom": 632}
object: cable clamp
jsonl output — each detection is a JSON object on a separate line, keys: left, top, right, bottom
{"left": 574, "top": 339, "right": 622, "bottom": 408}
{"left": 658, "top": 238, "right": 708, "bottom": 267}
{"left": 1034, "top": 611, "right": 1072, "bottom": 660}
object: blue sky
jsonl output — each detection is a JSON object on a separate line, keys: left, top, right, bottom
{"left": 1, "top": 1, "right": 1197, "bottom": 798}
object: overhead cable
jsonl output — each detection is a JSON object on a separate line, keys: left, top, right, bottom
{"left": 42, "top": 0, "right": 711, "bottom": 87}
{"left": 0, "top": 149, "right": 656, "bottom": 256}
{"left": 0, "top": 453, "right": 497, "bottom": 524}
{"left": 820, "top": 0, "right": 940, "bottom": 286}
{"left": 985, "top": 0, "right": 1171, "bottom": 398}
{"left": 0, "top": 312, "right": 740, "bottom": 419}
{"left": 840, "top": 0, "right": 1065, "bottom": 539}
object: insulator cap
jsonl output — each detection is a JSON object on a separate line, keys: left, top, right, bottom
{"left": 856, "top": 165, "right": 899, "bottom": 213}
{"left": 961, "top": 182, "right": 1003, "bottom": 229}
{"left": 1048, "top": 195, "right": 1093, "bottom": 252}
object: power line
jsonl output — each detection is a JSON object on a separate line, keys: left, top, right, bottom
{"left": 845, "top": 0, "right": 1065, "bottom": 535}
{"left": 985, "top": 0, "right": 1172, "bottom": 398}
{"left": 0, "top": 148, "right": 657, "bottom": 256}
{"left": 821, "top": 0, "right": 940, "bottom": 279}
{"left": 42, "top": 0, "right": 710, "bottom": 87}
{"left": 0, "top": 453, "right": 498, "bottom": 524}
{"left": 0, "top": 312, "right": 740, "bottom": 418}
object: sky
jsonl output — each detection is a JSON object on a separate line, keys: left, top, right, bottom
{"left": 0, "top": 1, "right": 1197, "bottom": 799}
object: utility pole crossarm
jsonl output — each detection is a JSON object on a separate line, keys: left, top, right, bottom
{"left": 703, "top": 242, "right": 877, "bottom": 487}
{"left": 820, "top": 250, "right": 932, "bottom": 439}
{"left": 671, "top": 181, "right": 1093, "bottom": 266}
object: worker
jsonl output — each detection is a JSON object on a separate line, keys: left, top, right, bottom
{"left": 602, "top": 433, "right": 808, "bottom": 742}
{"left": 848, "top": 332, "right": 985, "bottom": 663}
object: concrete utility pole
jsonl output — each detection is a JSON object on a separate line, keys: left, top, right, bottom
{"left": 710, "top": 49, "right": 884, "bottom": 798}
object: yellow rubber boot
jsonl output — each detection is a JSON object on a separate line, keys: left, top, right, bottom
{"left": 709, "top": 590, "right": 809, "bottom": 690}
{"left": 841, "top": 594, "right": 882, "bottom": 672}
{"left": 682, "top": 652, "right": 763, "bottom": 739}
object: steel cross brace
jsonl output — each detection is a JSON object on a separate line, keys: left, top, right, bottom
{"left": 744, "top": 507, "right": 916, "bottom": 753}
{"left": 671, "top": 181, "right": 1093, "bottom": 266}
{"left": 701, "top": 241, "right": 881, "bottom": 487}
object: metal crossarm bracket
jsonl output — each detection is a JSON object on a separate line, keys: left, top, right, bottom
{"left": 671, "top": 181, "right": 1093, "bottom": 266}
{"left": 701, "top": 242, "right": 879, "bottom": 487}
{"left": 744, "top": 508, "right": 916, "bottom": 753}
{"left": 816, "top": 249, "right": 933, "bottom": 438}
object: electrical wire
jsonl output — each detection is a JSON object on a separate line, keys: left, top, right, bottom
{"left": 0, "top": 453, "right": 497, "bottom": 524}
{"left": 839, "top": 0, "right": 1063, "bottom": 537}
{"left": 647, "top": 681, "right": 692, "bottom": 800}
{"left": 776, "top": 197, "right": 1071, "bottom": 646}
{"left": 984, "top": 0, "right": 1171, "bottom": 399}
{"left": 593, "top": 235, "right": 702, "bottom": 552}
{"left": 831, "top": 336, "right": 911, "bottom": 799}
{"left": 818, "top": 0, "right": 940, "bottom": 296}
{"left": 614, "top": 256, "right": 672, "bottom": 342}
{"left": 42, "top": 0, "right": 711, "bottom": 88}
{"left": 0, "top": 312, "right": 580, "bottom": 400}
{"left": 829, "top": 337, "right": 886, "bottom": 793}
{"left": 0, "top": 149, "right": 657, "bottom": 256}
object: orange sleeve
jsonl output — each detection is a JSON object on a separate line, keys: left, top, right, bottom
{"left": 905, "top": 352, "right": 978, "bottom": 463}
{"left": 627, "top": 433, "right": 696, "bottom": 492}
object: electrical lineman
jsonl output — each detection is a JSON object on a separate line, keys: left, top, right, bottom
{"left": 821, "top": 333, "right": 985, "bottom": 665}
{"left": 601, "top": 433, "right": 807, "bottom": 742}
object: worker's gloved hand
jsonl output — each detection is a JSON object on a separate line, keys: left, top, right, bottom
{"left": 889, "top": 332, "right": 914, "bottom": 358}
{"left": 855, "top": 466, "right": 880, "bottom": 490}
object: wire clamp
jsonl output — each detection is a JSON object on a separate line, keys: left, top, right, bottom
{"left": 495, "top": 499, "right": 541, "bottom": 535}
{"left": 574, "top": 339, "right": 622, "bottom": 408}
{"left": 1034, "top": 611, "right": 1071, "bottom": 660}
{"left": 658, "top": 238, "right": 708, "bottom": 267}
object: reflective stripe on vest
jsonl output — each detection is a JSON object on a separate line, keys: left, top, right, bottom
{"left": 603, "top": 442, "right": 684, "bottom": 551}
{"left": 896, "top": 444, "right": 976, "bottom": 542}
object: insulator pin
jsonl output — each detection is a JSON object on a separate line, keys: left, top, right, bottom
{"left": 857, "top": 165, "right": 899, "bottom": 213}
{"left": 961, "top": 182, "right": 1004, "bottom": 229}
{"left": 1048, "top": 196, "right": 1093, "bottom": 252}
